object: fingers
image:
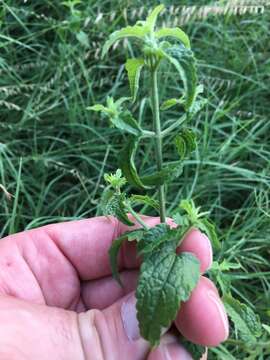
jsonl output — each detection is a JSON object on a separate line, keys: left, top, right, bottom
{"left": 0, "top": 295, "right": 86, "bottom": 360}
{"left": 147, "top": 334, "right": 207, "bottom": 360}
{"left": 177, "top": 228, "right": 213, "bottom": 273}
{"left": 81, "top": 270, "right": 139, "bottom": 310}
{"left": 80, "top": 228, "right": 212, "bottom": 310}
{"left": 175, "top": 277, "right": 229, "bottom": 346}
{"left": 78, "top": 292, "right": 149, "bottom": 359}
{"left": 42, "top": 215, "right": 161, "bottom": 280}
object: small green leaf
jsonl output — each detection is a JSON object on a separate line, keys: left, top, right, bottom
{"left": 130, "top": 194, "right": 160, "bottom": 211}
{"left": 119, "top": 137, "right": 150, "bottom": 190}
{"left": 103, "top": 192, "right": 134, "bottom": 226}
{"left": 125, "top": 58, "right": 144, "bottom": 102}
{"left": 163, "top": 45, "right": 197, "bottom": 110}
{"left": 102, "top": 26, "right": 147, "bottom": 57}
{"left": 223, "top": 294, "right": 262, "bottom": 344}
{"left": 111, "top": 111, "right": 142, "bottom": 136}
{"left": 155, "top": 27, "right": 190, "bottom": 49}
{"left": 145, "top": 4, "right": 164, "bottom": 31}
{"left": 160, "top": 97, "right": 183, "bottom": 111}
{"left": 181, "top": 338, "right": 206, "bottom": 360}
{"left": 109, "top": 229, "right": 143, "bottom": 285}
{"left": 141, "top": 162, "right": 183, "bottom": 187}
{"left": 104, "top": 169, "right": 126, "bottom": 189}
{"left": 87, "top": 103, "right": 113, "bottom": 115}
{"left": 197, "top": 218, "right": 220, "bottom": 250}
{"left": 174, "top": 128, "right": 197, "bottom": 160}
{"left": 136, "top": 242, "right": 200, "bottom": 347}
{"left": 137, "top": 224, "right": 183, "bottom": 256}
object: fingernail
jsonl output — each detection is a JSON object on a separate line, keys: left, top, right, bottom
{"left": 162, "top": 342, "right": 193, "bottom": 360}
{"left": 201, "top": 233, "right": 213, "bottom": 270}
{"left": 121, "top": 293, "right": 140, "bottom": 341}
{"left": 208, "top": 290, "right": 229, "bottom": 340}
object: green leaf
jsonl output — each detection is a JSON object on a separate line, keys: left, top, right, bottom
{"left": 111, "top": 111, "right": 142, "bottom": 136}
{"left": 102, "top": 191, "right": 134, "bottom": 226}
{"left": 163, "top": 45, "right": 197, "bottom": 110}
{"left": 136, "top": 243, "right": 200, "bottom": 347}
{"left": 141, "top": 161, "right": 183, "bottom": 187}
{"left": 102, "top": 26, "right": 147, "bottom": 57}
{"left": 155, "top": 27, "right": 190, "bottom": 49}
{"left": 104, "top": 169, "right": 127, "bottom": 189}
{"left": 197, "top": 218, "right": 220, "bottom": 250}
{"left": 223, "top": 294, "right": 262, "bottom": 344}
{"left": 119, "top": 137, "right": 150, "bottom": 190}
{"left": 125, "top": 58, "right": 144, "bottom": 102}
{"left": 109, "top": 229, "right": 143, "bottom": 285}
{"left": 130, "top": 194, "right": 160, "bottom": 211}
{"left": 160, "top": 97, "right": 183, "bottom": 111}
{"left": 137, "top": 224, "right": 183, "bottom": 256}
{"left": 181, "top": 339, "right": 206, "bottom": 360}
{"left": 174, "top": 128, "right": 197, "bottom": 160}
{"left": 87, "top": 103, "right": 113, "bottom": 115}
{"left": 109, "top": 233, "right": 128, "bottom": 286}
{"left": 145, "top": 4, "right": 164, "bottom": 31}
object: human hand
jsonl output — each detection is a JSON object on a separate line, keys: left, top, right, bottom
{"left": 0, "top": 216, "right": 228, "bottom": 359}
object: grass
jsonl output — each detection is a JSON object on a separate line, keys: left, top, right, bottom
{"left": 0, "top": 1, "right": 269, "bottom": 358}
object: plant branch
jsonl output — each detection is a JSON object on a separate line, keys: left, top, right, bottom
{"left": 150, "top": 58, "right": 166, "bottom": 223}
{"left": 161, "top": 114, "right": 187, "bottom": 137}
{"left": 124, "top": 202, "right": 149, "bottom": 230}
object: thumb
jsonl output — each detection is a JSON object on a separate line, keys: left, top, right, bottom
{"left": 78, "top": 292, "right": 150, "bottom": 360}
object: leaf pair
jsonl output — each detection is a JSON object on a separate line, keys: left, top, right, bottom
{"left": 174, "top": 128, "right": 197, "bottom": 160}
{"left": 173, "top": 199, "right": 221, "bottom": 250}
{"left": 119, "top": 136, "right": 183, "bottom": 190}
{"left": 102, "top": 5, "right": 190, "bottom": 58}
{"left": 88, "top": 97, "right": 142, "bottom": 136}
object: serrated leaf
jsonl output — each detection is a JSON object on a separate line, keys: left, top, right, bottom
{"left": 111, "top": 111, "right": 142, "bottom": 136}
{"left": 145, "top": 4, "right": 164, "bottom": 31}
{"left": 137, "top": 224, "right": 183, "bottom": 256}
{"left": 87, "top": 104, "right": 113, "bottom": 115}
{"left": 125, "top": 58, "right": 144, "bottom": 102}
{"left": 160, "top": 97, "right": 182, "bottom": 111}
{"left": 130, "top": 194, "right": 159, "bottom": 211}
{"left": 102, "top": 26, "right": 147, "bottom": 57}
{"left": 109, "top": 230, "right": 143, "bottom": 286}
{"left": 119, "top": 137, "right": 151, "bottom": 190}
{"left": 197, "top": 217, "right": 220, "bottom": 250}
{"left": 103, "top": 192, "right": 134, "bottom": 226}
{"left": 223, "top": 294, "right": 262, "bottom": 344}
{"left": 155, "top": 27, "right": 190, "bottom": 49}
{"left": 136, "top": 245, "right": 200, "bottom": 347}
{"left": 174, "top": 128, "right": 196, "bottom": 160}
{"left": 163, "top": 45, "right": 197, "bottom": 110}
{"left": 181, "top": 339, "right": 206, "bottom": 360}
{"left": 141, "top": 161, "right": 183, "bottom": 187}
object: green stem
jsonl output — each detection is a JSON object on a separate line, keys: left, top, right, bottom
{"left": 150, "top": 58, "right": 166, "bottom": 223}
{"left": 124, "top": 202, "right": 149, "bottom": 230}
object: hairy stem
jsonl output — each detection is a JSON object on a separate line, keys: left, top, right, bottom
{"left": 124, "top": 202, "right": 149, "bottom": 230}
{"left": 150, "top": 59, "right": 166, "bottom": 223}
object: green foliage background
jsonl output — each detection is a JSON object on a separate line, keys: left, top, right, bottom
{"left": 0, "top": 1, "right": 269, "bottom": 358}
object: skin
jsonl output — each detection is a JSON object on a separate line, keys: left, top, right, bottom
{"left": 0, "top": 216, "right": 229, "bottom": 359}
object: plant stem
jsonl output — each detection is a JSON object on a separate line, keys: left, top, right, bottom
{"left": 150, "top": 59, "right": 166, "bottom": 223}
{"left": 124, "top": 202, "right": 149, "bottom": 230}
